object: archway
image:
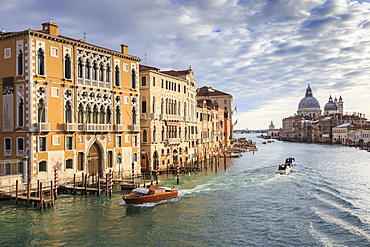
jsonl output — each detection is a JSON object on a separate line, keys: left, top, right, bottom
{"left": 88, "top": 142, "right": 103, "bottom": 176}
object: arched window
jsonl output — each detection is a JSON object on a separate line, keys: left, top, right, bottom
{"left": 161, "top": 126, "right": 165, "bottom": 141}
{"left": 116, "top": 106, "right": 121, "bottom": 124}
{"left": 78, "top": 58, "right": 83, "bottom": 78}
{"left": 93, "top": 105, "right": 99, "bottom": 124}
{"left": 143, "top": 129, "right": 148, "bottom": 143}
{"left": 86, "top": 105, "right": 92, "bottom": 123}
{"left": 106, "top": 65, "right": 110, "bottom": 82}
{"left": 132, "top": 107, "right": 137, "bottom": 125}
{"left": 85, "top": 60, "right": 91, "bottom": 79}
{"left": 18, "top": 98, "right": 24, "bottom": 127}
{"left": 133, "top": 153, "right": 138, "bottom": 162}
{"left": 178, "top": 102, "right": 181, "bottom": 116}
{"left": 92, "top": 61, "right": 98, "bottom": 80}
{"left": 37, "top": 48, "right": 45, "bottom": 75}
{"left": 153, "top": 126, "right": 156, "bottom": 142}
{"left": 65, "top": 101, "right": 72, "bottom": 123}
{"left": 99, "top": 63, "right": 104, "bottom": 81}
{"left": 100, "top": 106, "right": 105, "bottom": 124}
{"left": 64, "top": 54, "right": 71, "bottom": 79}
{"left": 37, "top": 99, "right": 46, "bottom": 123}
{"left": 78, "top": 103, "right": 84, "bottom": 123}
{"left": 106, "top": 107, "right": 112, "bottom": 124}
{"left": 131, "top": 69, "right": 136, "bottom": 89}
{"left": 17, "top": 49, "right": 23, "bottom": 75}
{"left": 115, "top": 65, "right": 120, "bottom": 86}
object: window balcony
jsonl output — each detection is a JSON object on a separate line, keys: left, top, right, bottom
{"left": 78, "top": 124, "right": 113, "bottom": 132}
{"left": 128, "top": 125, "right": 140, "bottom": 132}
{"left": 160, "top": 114, "right": 168, "bottom": 120}
{"left": 166, "top": 138, "right": 181, "bottom": 145}
{"left": 114, "top": 124, "right": 125, "bottom": 132}
{"left": 64, "top": 123, "right": 78, "bottom": 132}
{"left": 150, "top": 113, "right": 160, "bottom": 120}
{"left": 140, "top": 113, "right": 148, "bottom": 120}
{"left": 35, "top": 122, "right": 50, "bottom": 132}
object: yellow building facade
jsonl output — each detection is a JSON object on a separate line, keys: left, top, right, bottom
{"left": 0, "top": 21, "right": 141, "bottom": 185}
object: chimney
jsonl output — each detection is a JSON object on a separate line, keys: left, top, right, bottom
{"left": 42, "top": 20, "right": 59, "bottom": 36}
{"left": 121, "top": 44, "right": 128, "bottom": 54}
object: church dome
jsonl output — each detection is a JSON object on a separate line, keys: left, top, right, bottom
{"left": 324, "top": 95, "right": 337, "bottom": 111}
{"left": 298, "top": 85, "right": 320, "bottom": 109}
{"left": 298, "top": 97, "right": 320, "bottom": 109}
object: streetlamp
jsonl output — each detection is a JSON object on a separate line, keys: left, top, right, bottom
{"left": 117, "top": 152, "right": 122, "bottom": 179}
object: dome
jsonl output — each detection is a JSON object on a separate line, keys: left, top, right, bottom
{"left": 324, "top": 95, "right": 337, "bottom": 111}
{"left": 298, "top": 97, "right": 320, "bottom": 109}
{"left": 297, "top": 84, "right": 321, "bottom": 110}
{"left": 324, "top": 101, "right": 337, "bottom": 111}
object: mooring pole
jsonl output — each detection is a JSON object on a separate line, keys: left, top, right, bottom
{"left": 54, "top": 168, "right": 58, "bottom": 199}
{"left": 156, "top": 159, "right": 159, "bottom": 185}
{"left": 15, "top": 180, "right": 19, "bottom": 204}
{"left": 109, "top": 169, "right": 113, "bottom": 197}
{"left": 176, "top": 161, "right": 180, "bottom": 185}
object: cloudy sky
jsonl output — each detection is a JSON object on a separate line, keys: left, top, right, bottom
{"left": 2, "top": 0, "right": 370, "bottom": 129}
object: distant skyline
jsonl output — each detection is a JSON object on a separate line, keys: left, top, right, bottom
{"left": 1, "top": 0, "right": 370, "bottom": 129}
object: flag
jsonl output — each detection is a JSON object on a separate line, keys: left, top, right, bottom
{"left": 233, "top": 106, "right": 237, "bottom": 113}
{"left": 234, "top": 119, "right": 238, "bottom": 125}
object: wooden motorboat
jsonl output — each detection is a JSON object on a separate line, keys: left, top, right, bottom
{"left": 123, "top": 187, "right": 178, "bottom": 204}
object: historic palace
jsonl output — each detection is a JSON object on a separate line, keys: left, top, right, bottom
{"left": 0, "top": 21, "right": 234, "bottom": 186}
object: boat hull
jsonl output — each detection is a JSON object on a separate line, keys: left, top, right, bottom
{"left": 276, "top": 166, "right": 292, "bottom": 175}
{"left": 123, "top": 191, "right": 178, "bottom": 204}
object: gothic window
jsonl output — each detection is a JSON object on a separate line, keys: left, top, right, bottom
{"left": 100, "top": 106, "right": 105, "bottom": 124}
{"left": 93, "top": 105, "right": 99, "bottom": 124}
{"left": 115, "top": 65, "right": 120, "bottom": 86}
{"left": 78, "top": 103, "right": 84, "bottom": 123}
{"left": 106, "top": 64, "right": 110, "bottom": 82}
{"left": 92, "top": 61, "right": 98, "bottom": 80}
{"left": 143, "top": 129, "right": 147, "bottom": 142}
{"left": 37, "top": 48, "right": 45, "bottom": 75}
{"left": 161, "top": 126, "right": 165, "bottom": 141}
{"left": 99, "top": 63, "right": 104, "bottom": 81}
{"left": 116, "top": 106, "right": 121, "bottom": 124}
{"left": 37, "top": 99, "right": 46, "bottom": 123}
{"left": 17, "top": 49, "right": 23, "bottom": 75}
{"left": 153, "top": 126, "right": 156, "bottom": 142}
{"left": 86, "top": 105, "right": 92, "bottom": 123}
{"left": 161, "top": 98, "right": 164, "bottom": 114}
{"left": 131, "top": 69, "right": 136, "bottom": 89}
{"left": 78, "top": 58, "right": 83, "bottom": 78}
{"left": 85, "top": 60, "right": 91, "bottom": 79}
{"left": 18, "top": 98, "right": 24, "bottom": 127}
{"left": 65, "top": 101, "right": 72, "bottom": 123}
{"left": 4, "top": 137, "right": 11, "bottom": 156}
{"left": 106, "top": 107, "right": 112, "bottom": 124}
{"left": 132, "top": 107, "right": 137, "bottom": 125}
{"left": 64, "top": 54, "right": 71, "bottom": 79}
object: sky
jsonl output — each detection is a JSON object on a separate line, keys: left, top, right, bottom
{"left": 1, "top": 0, "right": 370, "bottom": 130}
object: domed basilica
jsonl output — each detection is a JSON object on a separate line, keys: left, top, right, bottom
{"left": 297, "top": 84, "right": 343, "bottom": 118}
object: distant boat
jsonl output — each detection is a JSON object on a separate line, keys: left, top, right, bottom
{"left": 226, "top": 152, "right": 242, "bottom": 158}
{"left": 122, "top": 187, "right": 178, "bottom": 204}
{"left": 276, "top": 158, "right": 295, "bottom": 175}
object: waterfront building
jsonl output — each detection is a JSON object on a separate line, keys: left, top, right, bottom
{"left": 138, "top": 65, "right": 197, "bottom": 172}
{"left": 267, "top": 120, "right": 281, "bottom": 139}
{"left": 196, "top": 86, "right": 233, "bottom": 145}
{"left": 332, "top": 123, "right": 352, "bottom": 144}
{"left": 0, "top": 21, "right": 141, "bottom": 185}
{"left": 196, "top": 99, "right": 224, "bottom": 163}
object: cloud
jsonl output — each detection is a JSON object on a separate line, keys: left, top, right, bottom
{"left": 1, "top": 0, "right": 370, "bottom": 129}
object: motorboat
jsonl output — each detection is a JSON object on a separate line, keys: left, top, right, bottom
{"left": 226, "top": 152, "right": 242, "bottom": 158}
{"left": 122, "top": 187, "right": 178, "bottom": 204}
{"left": 276, "top": 157, "right": 295, "bottom": 175}
{"left": 276, "top": 164, "right": 292, "bottom": 175}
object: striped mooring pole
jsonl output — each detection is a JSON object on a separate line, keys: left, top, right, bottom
{"left": 54, "top": 168, "right": 58, "bottom": 199}
{"left": 176, "top": 161, "right": 180, "bottom": 185}
{"left": 131, "top": 162, "right": 135, "bottom": 183}
{"left": 156, "top": 160, "right": 159, "bottom": 185}
{"left": 108, "top": 169, "right": 113, "bottom": 196}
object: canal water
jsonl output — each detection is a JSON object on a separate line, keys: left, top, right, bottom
{"left": 1, "top": 134, "right": 370, "bottom": 246}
